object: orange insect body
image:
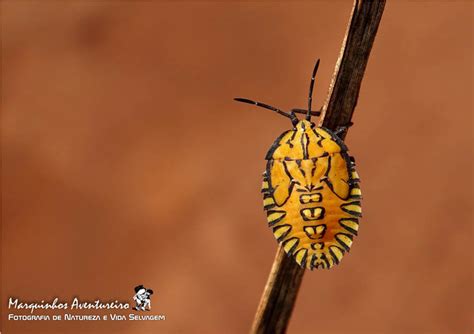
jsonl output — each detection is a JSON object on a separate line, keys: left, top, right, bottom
{"left": 235, "top": 59, "right": 362, "bottom": 270}
{"left": 262, "top": 120, "right": 361, "bottom": 269}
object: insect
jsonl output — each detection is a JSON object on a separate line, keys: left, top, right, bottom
{"left": 234, "top": 59, "right": 361, "bottom": 270}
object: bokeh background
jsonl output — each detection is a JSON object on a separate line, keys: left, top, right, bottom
{"left": 2, "top": 1, "right": 472, "bottom": 334}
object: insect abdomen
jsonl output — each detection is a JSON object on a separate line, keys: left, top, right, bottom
{"left": 262, "top": 124, "right": 361, "bottom": 270}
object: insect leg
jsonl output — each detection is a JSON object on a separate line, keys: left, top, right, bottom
{"left": 334, "top": 122, "right": 354, "bottom": 136}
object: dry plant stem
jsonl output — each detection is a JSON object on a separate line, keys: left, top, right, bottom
{"left": 250, "top": 1, "right": 386, "bottom": 333}
{"left": 321, "top": 0, "right": 386, "bottom": 136}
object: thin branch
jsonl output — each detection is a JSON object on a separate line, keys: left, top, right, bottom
{"left": 320, "top": 0, "right": 386, "bottom": 135}
{"left": 250, "top": 1, "right": 386, "bottom": 333}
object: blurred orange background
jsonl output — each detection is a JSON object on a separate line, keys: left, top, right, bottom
{"left": 1, "top": 1, "right": 472, "bottom": 333}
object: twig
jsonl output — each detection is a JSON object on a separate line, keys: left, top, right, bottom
{"left": 250, "top": 1, "right": 386, "bottom": 333}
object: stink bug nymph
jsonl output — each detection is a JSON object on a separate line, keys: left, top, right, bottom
{"left": 235, "top": 59, "right": 362, "bottom": 270}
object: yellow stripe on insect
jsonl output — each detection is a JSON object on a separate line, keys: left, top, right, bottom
{"left": 273, "top": 225, "right": 291, "bottom": 239}
{"left": 300, "top": 193, "right": 322, "bottom": 204}
{"left": 344, "top": 204, "right": 361, "bottom": 213}
{"left": 340, "top": 219, "right": 359, "bottom": 232}
{"left": 330, "top": 246, "right": 344, "bottom": 263}
{"left": 315, "top": 225, "right": 325, "bottom": 234}
{"left": 295, "top": 250, "right": 307, "bottom": 266}
{"left": 301, "top": 207, "right": 324, "bottom": 220}
{"left": 351, "top": 170, "right": 360, "bottom": 180}
{"left": 267, "top": 211, "right": 286, "bottom": 226}
{"left": 327, "top": 256, "right": 335, "bottom": 267}
{"left": 305, "top": 227, "right": 315, "bottom": 235}
{"left": 351, "top": 187, "right": 362, "bottom": 196}
{"left": 262, "top": 181, "right": 269, "bottom": 190}
{"left": 268, "top": 212, "right": 285, "bottom": 221}
{"left": 341, "top": 202, "right": 362, "bottom": 218}
{"left": 311, "top": 194, "right": 321, "bottom": 202}
{"left": 283, "top": 238, "right": 298, "bottom": 253}
{"left": 312, "top": 242, "right": 324, "bottom": 250}
{"left": 263, "top": 197, "right": 275, "bottom": 206}
{"left": 337, "top": 234, "right": 353, "bottom": 248}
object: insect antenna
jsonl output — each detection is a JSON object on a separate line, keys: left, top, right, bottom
{"left": 306, "top": 59, "right": 320, "bottom": 121}
{"left": 234, "top": 97, "right": 299, "bottom": 125}
{"left": 291, "top": 108, "right": 321, "bottom": 117}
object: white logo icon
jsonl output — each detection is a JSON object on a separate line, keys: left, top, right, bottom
{"left": 133, "top": 285, "right": 153, "bottom": 311}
